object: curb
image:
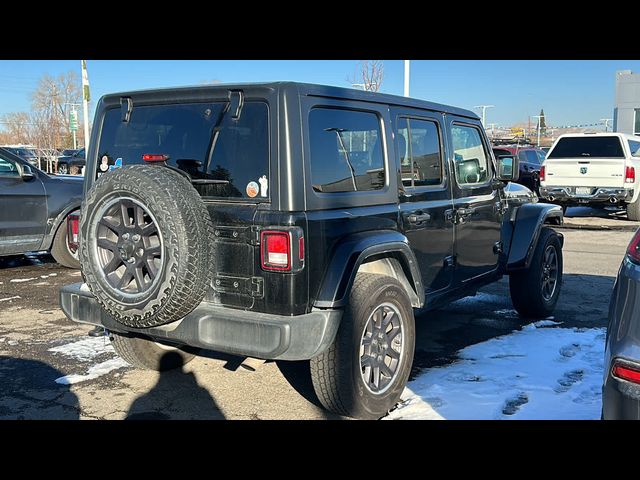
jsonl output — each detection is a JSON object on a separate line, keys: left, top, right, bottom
{"left": 556, "top": 223, "right": 639, "bottom": 232}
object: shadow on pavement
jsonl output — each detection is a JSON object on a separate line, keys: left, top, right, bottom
{"left": 0, "top": 253, "right": 56, "bottom": 270}
{"left": 0, "top": 356, "right": 80, "bottom": 419}
{"left": 126, "top": 351, "right": 225, "bottom": 420}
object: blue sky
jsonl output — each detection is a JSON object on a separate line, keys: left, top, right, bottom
{"left": 0, "top": 60, "right": 637, "bottom": 127}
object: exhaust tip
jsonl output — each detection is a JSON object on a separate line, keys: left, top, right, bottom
{"left": 609, "top": 196, "right": 618, "bottom": 204}
{"left": 548, "top": 195, "right": 555, "bottom": 202}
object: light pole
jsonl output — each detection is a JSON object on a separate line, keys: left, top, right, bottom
{"left": 404, "top": 60, "right": 410, "bottom": 97}
{"left": 531, "top": 115, "right": 544, "bottom": 147}
{"left": 600, "top": 118, "right": 612, "bottom": 132}
{"left": 474, "top": 105, "right": 494, "bottom": 127}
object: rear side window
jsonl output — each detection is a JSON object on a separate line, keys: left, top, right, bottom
{"left": 309, "top": 108, "right": 385, "bottom": 193}
{"left": 548, "top": 137, "right": 624, "bottom": 159}
{"left": 97, "top": 101, "right": 270, "bottom": 199}
{"left": 396, "top": 118, "right": 443, "bottom": 188}
{"left": 628, "top": 140, "right": 640, "bottom": 157}
{"left": 451, "top": 125, "right": 490, "bottom": 186}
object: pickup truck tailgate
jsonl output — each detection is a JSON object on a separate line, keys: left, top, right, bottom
{"left": 543, "top": 158, "right": 625, "bottom": 188}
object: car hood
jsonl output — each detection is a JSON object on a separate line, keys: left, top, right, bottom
{"left": 504, "top": 182, "right": 537, "bottom": 204}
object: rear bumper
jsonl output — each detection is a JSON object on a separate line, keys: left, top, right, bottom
{"left": 59, "top": 283, "right": 342, "bottom": 361}
{"left": 539, "top": 186, "right": 633, "bottom": 204}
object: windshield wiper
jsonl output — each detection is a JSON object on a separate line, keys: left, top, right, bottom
{"left": 325, "top": 127, "right": 357, "bottom": 191}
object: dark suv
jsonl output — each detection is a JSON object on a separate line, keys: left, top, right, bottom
{"left": 60, "top": 83, "right": 564, "bottom": 419}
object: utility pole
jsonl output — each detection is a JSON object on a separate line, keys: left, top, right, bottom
{"left": 531, "top": 115, "right": 544, "bottom": 147}
{"left": 81, "top": 60, "right": 91, "bottom": 151}
{"left": 404, "top": 60, "right": 410, "bottom": 97}
{"left": 600, "top": 118, "right": 612, "bottom": 132}
{"left": 474, "top": 105, "right": 494, "bottom": 127}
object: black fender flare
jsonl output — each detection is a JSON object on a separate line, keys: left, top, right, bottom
{"left": 313, "top": 230, "right": 424, "bottom": 309}
{"left": 41, "top": 202, "right": 81, "bottom": 251}
{"left": 506, "top": 202, "right": 564, "bottom": 272}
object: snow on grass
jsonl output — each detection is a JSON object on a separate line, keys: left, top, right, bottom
{"left": 0, "top": 296, "right": 21, "bottom": 302}
{"left": 49, "top": 336, "right": 113, "bottom": 361}
{"left": 386, "top": 322, "right": 605, "bottom": 420}
{"left": 55, "top": 357, "right": 130, "bottom": 385}
{"left": 49, "top": 336, "right": 130, "bottom": 385}
{"left": 10, "top": 278, "right": 36, "bottom": 283}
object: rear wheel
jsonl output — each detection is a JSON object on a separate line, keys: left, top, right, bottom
{"left": 626, "top": 198, "right": 640, "bottom": 221}
{"left": 310, "top": 273, "right": 415, "bottom": 419}
{"left": 509, "top": 227, "right": 563, "bottom": 318}
{"left": 50, "top": 215, "right": 80, "bottom": 269}
{"left": 110, "top": 332, "right": 198, "bottom": 371}
{"left": 57, "top": 162, "right": 68, "bottom": 175}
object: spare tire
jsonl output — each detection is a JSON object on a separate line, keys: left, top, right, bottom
{"left": 79, "top": 165, "right": 214, "bottom": 328}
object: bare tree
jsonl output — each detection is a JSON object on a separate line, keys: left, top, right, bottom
{"left": 0, "top": 112, "right": 32, "bottom": 145}
{"left": 30, "top": 72, "right": 82, "bottom": 150}
{"left": 348, "top": 60, "right": 384, "bottom": 92}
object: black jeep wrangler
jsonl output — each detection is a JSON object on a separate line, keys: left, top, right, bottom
{"left": 60, "top": 82, "right": 563, "bottom": 419}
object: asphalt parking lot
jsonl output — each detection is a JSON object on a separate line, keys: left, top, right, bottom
{"left": 0, "top": 206, "right": 636, "bottom": 420}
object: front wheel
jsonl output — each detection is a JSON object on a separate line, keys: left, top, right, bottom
{"left": 509, "top": 227, "right": 563, "bottom": 318}
{"left": 310, "top": 273, "right": 416, "bottom": 419}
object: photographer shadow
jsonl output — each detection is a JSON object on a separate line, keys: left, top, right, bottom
{"left": 126, "top": 351, "right": 225, "bottom": 420}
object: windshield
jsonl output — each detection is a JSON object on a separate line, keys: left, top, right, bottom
{"left": 548, "top": 136, "right": 625, "bottom": 159}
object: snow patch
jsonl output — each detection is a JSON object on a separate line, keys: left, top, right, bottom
{"left": 452, "top": 292, "right": 504, "bottom": 306}
{"left": 10, "top": 278, "right": 36, "bottom": 283}
{"left": 49, "top": 336, "right": 114, "bottom": 362}
{"left": 40, "top": 273, "right": 57, "bottom": 279}
{"left": 55, "top": 357, "right": 130, "bottom": 385}
{"left": 386, "top": 323, "right": 605, "bottom": 420}
{"left": 0, "top": 296, "right": 20, "bottom": 302}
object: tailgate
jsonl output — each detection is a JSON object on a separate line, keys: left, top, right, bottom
{"left": 543, "top": 158, "right": 625, "bottom": 188}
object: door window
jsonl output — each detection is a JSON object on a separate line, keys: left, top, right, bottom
{"left": 451, "top": 125, "right": 490, "bottom": 186}
{"left": 396, "top": 118, "right": 443, "bottom": 188}
{"left": 0, "top": 154, "right": 19, "bottom": 176}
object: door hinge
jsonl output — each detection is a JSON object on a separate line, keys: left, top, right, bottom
{"left": 445, "top": 209, "right": 456, "bottom": 224}
{"left": 444, "top": 255, "right": 455, "bottom": 268}
{"left": 493, "top": 241, "right": 503, "bottom": 254}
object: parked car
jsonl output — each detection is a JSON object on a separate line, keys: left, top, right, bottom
{"left": 4, "top": 146, "right": 39, "bottom": 168}
{"left": 539, "top": 133, "right": 640, "bottom": 219}
{"left": 59, "top": 82, "right": 564, "bottom": 419}
{"left": 0, "top": 146, "right": 82, "bottom": 268}
{"left": 61, "top": 149, "right": 80, "bottom": 157}
{"left": 603, "top": 227, "right": 640, "bottom": 419}
{"left": 492, "top": 146, "right": 545, "bottom": 195}
{"left": 56, "top": 147, "right": 85, "bottom": 175}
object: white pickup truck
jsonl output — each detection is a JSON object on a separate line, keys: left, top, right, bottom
{"left": 539, "top": 133, "right": 640, "bottom": 219}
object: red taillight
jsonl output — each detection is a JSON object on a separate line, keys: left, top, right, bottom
{"left": 612, "top": 361, "right": 640, "bottom": 384}
{"left": 539, "top": 165, "right": 545, "bottom": 182}
{"left": 142, "top": 154, "right": 169, "bottom": 162}
{"left": 627, "top": 229, "right": 640, "bottom": 263}
{"left": 625, "top": 166, "right": 635, "bottom": 184}
{"left": 261, "top": 231, "right": 291, "bottom": 271}
{"left": 67, "top": 213, "right": 80, "bottom": 253}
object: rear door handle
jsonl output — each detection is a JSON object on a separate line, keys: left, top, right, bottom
{"left": 407, "top": 213, "right": 431, "bottom": 224}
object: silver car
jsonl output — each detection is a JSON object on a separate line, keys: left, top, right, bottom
{"left": 603, "top": 227, "right": 640, "bottom": 419}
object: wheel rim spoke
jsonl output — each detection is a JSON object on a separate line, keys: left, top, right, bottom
{"left": 359, "top": 302, "right": 405, "bottom": 395}
{"left": 94, "top": 197, "right": 164, "bottom": 296}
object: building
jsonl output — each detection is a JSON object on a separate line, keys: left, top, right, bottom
{"left": 614, "top": 70, "right": 640, "bottom": 135}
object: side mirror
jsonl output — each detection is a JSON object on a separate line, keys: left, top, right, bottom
{"left": 496, "top": 155, "right": 519, "bottom": 182}
{"left": 17, "top": 163, "right": 35, "bottom": 181}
